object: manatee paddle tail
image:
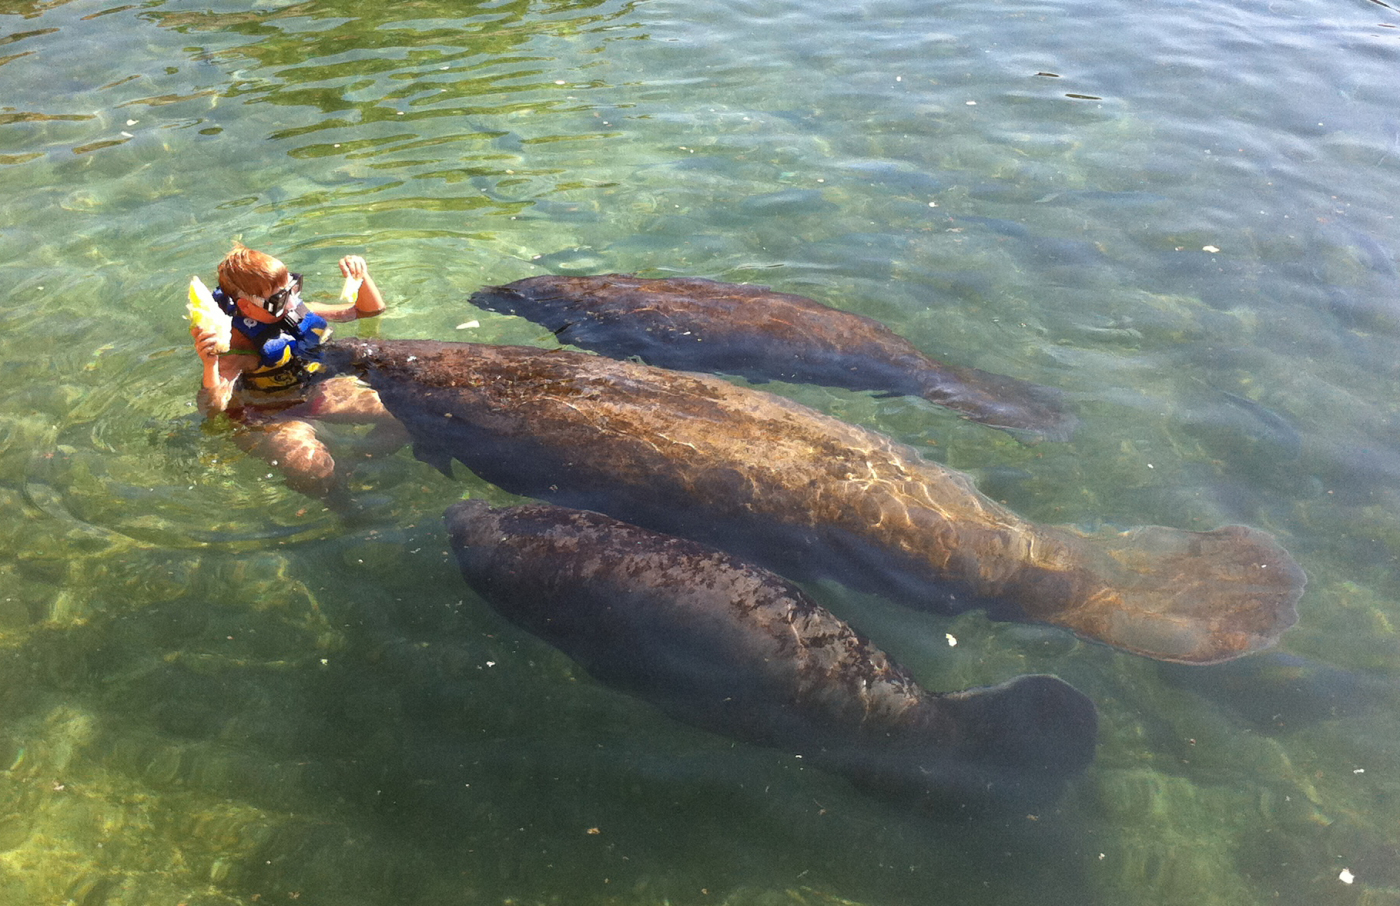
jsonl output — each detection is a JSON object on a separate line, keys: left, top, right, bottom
{"left": 469, "top": 274, "right": 1077, "bottom": 443}
{"left": 444, "top": 499, "right": 1098, "bottom": 811}
{"left": 328, "top": 338, "right": 1304, "bottom": 664}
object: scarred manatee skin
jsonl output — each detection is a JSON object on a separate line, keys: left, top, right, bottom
{"left": 328, "top": 338, "right": 1304, "bottom": 665}
{"left": 444, "top": 499, "right": 1098, "bottom": 811}
{"left": 469, "top": 274, "right": 1077, "bottom": 443}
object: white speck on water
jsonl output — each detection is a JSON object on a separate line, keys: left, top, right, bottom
{"left": 1339, "top": 869, "right": 1355, "bottom": 884}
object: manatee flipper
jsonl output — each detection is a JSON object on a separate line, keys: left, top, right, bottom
{"left": 444, "top": 500, "right": 1097, "bottom": 811}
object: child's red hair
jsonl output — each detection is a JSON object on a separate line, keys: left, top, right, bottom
{"left": 217, "top": 243, "right": 288, "bottom": 300}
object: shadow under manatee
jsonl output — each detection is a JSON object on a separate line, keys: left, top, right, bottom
{"left": 1157, "top": 651, "right": 1397, "bottom": 734}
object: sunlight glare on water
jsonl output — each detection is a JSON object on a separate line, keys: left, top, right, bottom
{"left": 1, "top": 0, "right": 1399, "bottom": 903}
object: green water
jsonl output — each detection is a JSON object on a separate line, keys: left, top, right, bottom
{"left": 3, "top": 0, "right": 1400, "bottom": 902}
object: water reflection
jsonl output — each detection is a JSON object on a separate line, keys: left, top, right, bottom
{"left": 2, "top": 0, "right": 1400, "bottom": 900}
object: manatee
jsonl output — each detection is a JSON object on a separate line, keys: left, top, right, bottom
{"left": 468, "top": 274, "right": 1077, "bottom": 443}
{"left": 444, "top": 499, "right": 1098, "bottom": 810}
{"left": 328, "top": 338, "right": 1305, "bottom": 665}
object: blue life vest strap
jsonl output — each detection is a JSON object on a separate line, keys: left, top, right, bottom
{"left": 212, "top": 286, "right": 331, "bottom": 368}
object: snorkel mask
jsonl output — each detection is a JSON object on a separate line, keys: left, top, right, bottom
{"left": 254, "top": 272, "right": 303, "bottom": 319}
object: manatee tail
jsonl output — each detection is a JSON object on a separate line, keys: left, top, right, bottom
{"left": 1035, "top": 524, "right": 1306, "bottom": 664}
{"left": 947, "top": 674, "right": 1098, "bottom": 775}
{"left": 838, "top": 674, "right": 1098, "bottom": 812}
{"left": 917, "top": 365, "right": 1079, "bottom": 444}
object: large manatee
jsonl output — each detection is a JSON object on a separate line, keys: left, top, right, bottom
{"left": 327, "top": 338, "right": 1305, "bottom": 665}
{"left": 444, "top": 500, "right": 1097, "bottom": 811}
{"left": 469, "top": 274, "right": 1076, "bottom": 443}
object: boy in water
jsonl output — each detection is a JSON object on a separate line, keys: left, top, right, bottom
{"left": 190, "top": 244, "right": 407, "bottom": 502}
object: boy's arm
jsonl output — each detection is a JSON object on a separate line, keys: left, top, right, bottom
{"left": 307, "top": 255, "right": 385, "bottom": 323}
{"left": 192, "top": 325, "right": 247, "bottom": 412}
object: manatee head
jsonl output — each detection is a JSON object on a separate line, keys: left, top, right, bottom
{"left": 443, "top": 499, "right": 505, "bottom": 584}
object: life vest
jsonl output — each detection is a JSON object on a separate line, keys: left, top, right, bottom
{"left": 213, "top": 287, "right": 332, "bottom": 393}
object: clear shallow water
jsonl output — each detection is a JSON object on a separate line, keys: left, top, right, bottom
{"left": 2, "top": 0, "right": 1399, "bottom": 902}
